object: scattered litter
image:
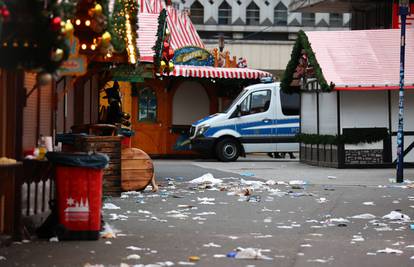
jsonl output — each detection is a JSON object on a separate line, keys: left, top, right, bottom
{"left": 307, "top": 257, "right": 334, "bottom": 263}
{"left": 213, "top": 254, "right": 226, "bottom": 258}
{"left": 138, "top": 210, "right": 152, "bottom": 214}
{"left": 241, "top": 172, "right": 255, "bottom": 177}
{"left": 351, "top": 235, "right": 365, "bottom": 242}
{"left": 363, "top": 202, "right": 375, "bottom": 206}
{"left": 248, "top": 195, "right": 261, "bottom": 203}
{"left": 240, "top": 179, "right": 264, "bottom": 189}
{"left": 0, "top": 256, "right": 6, "bottom": 261}
{"left": 126, "top": 254, "right": 141, "bottom": 260}
{"left": 178, "top": 261, "right": 195, "bottom": 266}
{"left": 228, "top": 236, "right": 239, "bottom": 240}
{"left": 367, "top": 252, "right": 377, "bottom": 256}
{"left": 264, "top": 218, "right": 272, "bottom": 223}
{"left": 189, "top": 173, "right": 222, "bottom": 185}
{"left": 277, "top": 226, "right": 293, "bottom": 229}
{"left": 127, "top": 246, "right": 143, "bottom": 251}
{"left": 254, "top": 235, "right": 272, "bottom": 239}
{"left": 229, "top": 248, "right": 272, "bottom": 260}
{"left": 329, "top": 218, "right": 349, "bottom": 223}
{"left": 289, "top": 180, "right": 307, "bottom": 185}
{"left": 301, "top": 244, "right": 312, "bottom": 247}
{"left": 100, "top": 223, "right": 119, "bottom": 238}
{"left": 203, "top": 242, "right": 221, "bottom": 248}
{"left": 328, "top": 176, "right": 336, "bottom": 179}
{"left": 350, "top": 213, "right": 376, "bottom": 220}
{"left": 411, "top": 256, "right": 414, "bottom": 260}
{"left": 49, "top": 237, "right": 59, "bottom": 242}
{"left": 103, "top": 203, "right": 121, "bottom": 210}
{"left": 110, "top": 213, "right": 128, "bottom": 221}
{"left": 188, "top": 256, "right": 200, "bottom": 262}
{"left": 316, "top": 197, "right": 327, "bottom": 204}
{"left": 265, "top": 180, "right": 276, "bottom": 186}
{"left": 196, "top": 212, "right": 216, "bottom": 216}
{"left": 377, "top": 248, "right": 403, "bottom": 254}
{"left": 22, "top": 239, "right": 30, "bottom": 243}
{"left": 105, "top": 241, "right": 112, "bottom": 245}
{"left": 383, "top": 211, "right": 411, "bottom": 222}
{"left": 392, "top": 200, "right": 400, "bottom": 204}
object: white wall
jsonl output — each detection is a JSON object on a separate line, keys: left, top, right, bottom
{"left": 319, "top": 91, "right": 337, "bottom": 135}
{"left": 391, "top": 90, "right": 414, "bottom": 162}
{"left": 341, "top": 91, "right": 388, "bottom": 130}
{"left": 172, "top": 81, "right": 210, "bottom": 125}
{"left": 301, "top": 93, "right": 317, "bottom": 134}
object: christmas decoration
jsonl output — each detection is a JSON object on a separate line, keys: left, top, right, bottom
{"left": 281, "top": 30, "right": 333, "bottom": 94}
{"left": 153, "top": 9, "right": 174, "bottom": 74}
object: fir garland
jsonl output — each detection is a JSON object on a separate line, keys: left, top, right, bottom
{"left": 281, "top": 30, "right": 333, "bottom": 94}
{"left": 297, "top": 129, "right": 389, "bottom": 145}
{"left": 152, "top": 9, "right": 167, "bottom": 71}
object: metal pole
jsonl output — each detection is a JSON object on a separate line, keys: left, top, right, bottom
{"left": 396, "top": 1, "right": 410, "bottom": 183}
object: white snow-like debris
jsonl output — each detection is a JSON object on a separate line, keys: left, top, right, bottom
{"left": 350, "top": 213, "right": 376, "bottom": 220}
{"left": 188, "top": 173, "right": 222, "bottom": 185}
{"left": 377, "top": 248, "right": 403, "bottom": 254}
{"left": 382, "top": 211, "right": 411, "bottom": 222}
{"left": 103, "top": 203, "right": 121, "bottom": 210}
{"left": 126, "top": 254, "right": 141, "bottom": 260}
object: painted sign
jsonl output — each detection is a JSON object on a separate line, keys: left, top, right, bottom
{"left": 60, "top": 36, "right": 87, "bottom": 76}
{"left": 172, "top": 46, "right": 214, "bottom": 66}
{"left": 111, "top": 65, "right": 153, "bottom": 82}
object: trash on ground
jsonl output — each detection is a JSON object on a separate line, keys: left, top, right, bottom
{"left": 228, "top": 248, "right": 273, "bottom": 260}
{"left": 214, "top": 254, "right": 226, "bottom": 258}
{"left": 49, "top": 237, "right": 59, "bottom": 242}
{"left": 188, "top": 173, "right": 222, "bottom": 185}
{"left": 307, "top": 257, "right": 334, "bottom": 263}
{"left": 328, "top": 176, "right": 337, "bottom": 179}
{"left": 351, "top": 235, "right": 365, "bottom": 242}
{"left": 126, "top": 254, "right": 141, "bottom": 260}
{"left": 0, "top": 256, "right": 6, "bottom": 261}
{"left": 103, "top": 203, "right": 121, "bottom": 210}
{"left": 100, "top": 223, "right": 119, "bottom": 238}
{"left": 241, "top": 172, "right": 255, "bottom": 177}
{"left": 382, "top": 211, "right": 411, "bottom": 222}
{"left": 240, "top": 179, "right": 264, "bottom": 189}
{"left": 178, "top": 261, "right": 195, "bottom": 265}
{"left": 316, "top": 197, "right": 327, "bottom": 204}
{"left": 188, "top": 256, "right": 200, "bottom": 262}
{"left": 363, "top": 202, "right": 375, "bottom": 206}
{"left": 376, "top": 248, "right": 403, "bottom": 254}
{"left": 126, "top": 246, "right": 143, "bottom": 251}
{"left": 203, "top": 242, "right": 221, "bottom": 247}
{"left": 289, "top": 180, "right": 307, "bottom": 185}
{"left": 350, "top": 213, "right": 376, "bottom": 219}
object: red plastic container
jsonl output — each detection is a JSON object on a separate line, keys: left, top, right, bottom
{"left": 55, "top": 166, "right": 103, "bottom": 240}
{"left": 121, "top": 136, "right": 131, "bottom": 149}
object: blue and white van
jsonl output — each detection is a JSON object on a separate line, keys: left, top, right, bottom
{"left": 189, "top": 81, "right": 300, "bottom": 161}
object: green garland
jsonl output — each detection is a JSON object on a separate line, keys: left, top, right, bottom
{"left": 104, "top": 0, "right": 138, "bottom": 54}
{"left": 297, "top": 129, "right": 389, "bottom": 145}
{"left": 281, "top": 30, "right": 333, "bottom": 94}
{"left": 152, "top": 9, "right": 167, "bottom": 71}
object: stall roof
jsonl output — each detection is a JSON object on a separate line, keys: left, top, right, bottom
{"left": 138, "top": 0, "right": 204, "bottom": 63}
{"left": 306, "top": 29, "right": 414, "bottom": 90}
{"left": 164, "top": 65, "right": 272, "bottom": 80}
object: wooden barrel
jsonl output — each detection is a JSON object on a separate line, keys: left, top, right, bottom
{"left": 121, "top": 148, "right": 154, "bottom": 191}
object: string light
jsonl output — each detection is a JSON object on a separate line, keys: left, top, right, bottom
{"left": 123, "top": 2, "right": 138, "bottom": 65}
{"left": 85, "top": 20, "right": 91, "bottom": 26}
{"left": 91, "top": 44, "right": 96, "bottom": 50}
{"left": 75, "top": 19, "right": 81, "bottom": 25}
{"left": 81, "top": 44, "right": 87, "bottom": 50}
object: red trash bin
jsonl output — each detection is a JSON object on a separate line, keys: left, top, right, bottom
{"left": 47, "top": 152, "right": 109, "bottom": 240}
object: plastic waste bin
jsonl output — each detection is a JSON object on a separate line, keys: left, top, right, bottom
{"left": 46, "top": 152, "right": 109, "bottom": 240}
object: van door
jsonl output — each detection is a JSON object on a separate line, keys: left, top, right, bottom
{"left": 275, "top": 89, "right": 300, "bottom": 152}
{"left": 235, "top": 89, "right": 277, "bottom": 153}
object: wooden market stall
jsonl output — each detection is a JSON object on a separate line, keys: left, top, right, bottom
{"left": 281, "top": 29, "right": 414, "bottom": 168}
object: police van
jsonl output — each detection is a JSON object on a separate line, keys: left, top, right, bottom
{"left": 189, "top": 81, "right": 300, "bottom": 161}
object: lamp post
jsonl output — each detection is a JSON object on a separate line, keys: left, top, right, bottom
{"left": 396, "top": 0, "right": 410, "bottom": 183}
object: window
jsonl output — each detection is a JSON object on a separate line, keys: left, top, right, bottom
{"left": 280, "top": 90, "right": 299, "bottom": 116}
{"left": 218, "top": 1, "right": 231, "bottom": 25}
{"left": 246, "top": 1, "right": 260, "bottom": 25}
{"left": 138, "top": 87, "right": 157, "bottom": 122}
{"left": 190, "top": 0, "right": 204, "bottom": 24}
{"left": 240, "top": 90, "right": 271, "bottom": 116}
{"left": 274, "top": 2, "right": 287, "bottom": 26}
{"left": 302, "top": 12, "right": 315, "bottom": 26}
{"left": 330, "top": 13, "right": 343, "bottom": 27}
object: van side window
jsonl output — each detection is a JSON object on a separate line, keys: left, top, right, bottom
{"left": 240, "top": 90, "right": 271, "bottom": 116}
{"left": 280, "top": 90, "right": 300, "bottom": 116}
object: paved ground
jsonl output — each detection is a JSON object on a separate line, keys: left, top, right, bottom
{"left": 1, "top": 155, "right": 414, "bottom": 267}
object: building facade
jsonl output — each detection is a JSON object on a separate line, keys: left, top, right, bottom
{"left": 172, "top": 0, "right": 351, "bottom": 77}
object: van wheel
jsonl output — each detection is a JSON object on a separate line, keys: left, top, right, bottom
{"left": 216, "top": 138, "right": 240, "bottom": 162}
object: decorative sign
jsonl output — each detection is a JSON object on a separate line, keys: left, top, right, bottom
{"left": 60, "top": 36, "right": 87, "bottom": 76}
{"left": 112, "top": 65, "right": 153, "bottom": 82}
{"left": 172, "top": 46, "right": 214, "bottom": 66}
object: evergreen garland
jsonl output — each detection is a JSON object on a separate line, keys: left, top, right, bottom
{"left": 281, "top": 30, "right": 333, "bottom": 94}
{"left": 297, "top": 129, "right": 389, "bottom": 145}
{"left": 152, "top": 9, "right": 167, "bottom": 71}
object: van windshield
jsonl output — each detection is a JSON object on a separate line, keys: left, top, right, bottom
{"left": 224, "top": 89, "right": 248, "bottom": 113}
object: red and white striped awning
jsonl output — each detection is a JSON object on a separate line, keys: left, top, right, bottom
{"left": 137, "top": 13, "right": 159, "bottom": 62}
{"left": 164, "top": 65, "right": 272, "bottom": 80}
{"left": 139, "top": 0, "right": 204, "bottom": 51}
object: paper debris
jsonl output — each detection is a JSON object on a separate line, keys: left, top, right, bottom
{"left": 126, "top": 246, "right": 143, "bottom": 251}
{"left": 328, "top": 176, "right": 337, "bottom": 179}
{"left": 138, "top": 210, "right": 152, "bottom": 214}
{"left": 265, "top": 180, "right": 276, "bottom": 186}
{"left": 363, "top": 202, "right": 375, "bottom": 206}
{"left": 307, "top": 257, "right": 334, "bottom": 263}
{"left": 178, "top": 261, "right": 195, "bottom": 265}
{"left": 316, "top": 197, "right": 327, "bottom": 204}
{"left": 49, "top": 237, "right": 59, "bottom": 242}
{"left": 382, "top": 211, "right": 411, "bottom": 222}
{"left": 301, "top": 244, "right": 312, "bottom": 247}
{"left": 100, "top": 223, "right": 119, "bottom": 239}
{"left": 188, "top": 173, "right": 222, "bottom": 185}
{"left": 351, "top": 213, "right": 376, "bottom": 219}
{"left": 377, "top": 248, "right": 403, "bottom": 254}
{"left": 203, "top": 242, "right": 221, "bottom": 248}
{"left": 352, "top": 235, "right": 365, "bottom": 242}
{"left": 0, "top": 256, "right": 6, "bottom": 261}
{"left": 213, "top": 254, "right": 226, "bottom": 258}
{"left": 103, "top": 203, "right": 121, "bottom": 210}
{"left": 196, "top": 212, "right": 216, "bottom": 216}
{"left": 289, "top": 180, "right": 307, "bottom": 185}
{"left": 105, "top": 241, "right": 112, "bottom": 245}
{"left": 126, "top": 254, "right": 141, "bottom": 260}
{"left": 234, "top": 248, "right": 272, "bottom": 260}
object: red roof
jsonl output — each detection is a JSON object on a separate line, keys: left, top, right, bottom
{"left": 138, "top": 0, "right": 204, "bottom": 63}
{"left": 306, "top": 29, "right": 414, "bottom": 90}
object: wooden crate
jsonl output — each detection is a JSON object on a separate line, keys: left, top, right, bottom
{"left": 76, "top": 136, "right": 122, "bottom": 196}
{"left": 121, "top": 148, "right": 154, "bottom": 191}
